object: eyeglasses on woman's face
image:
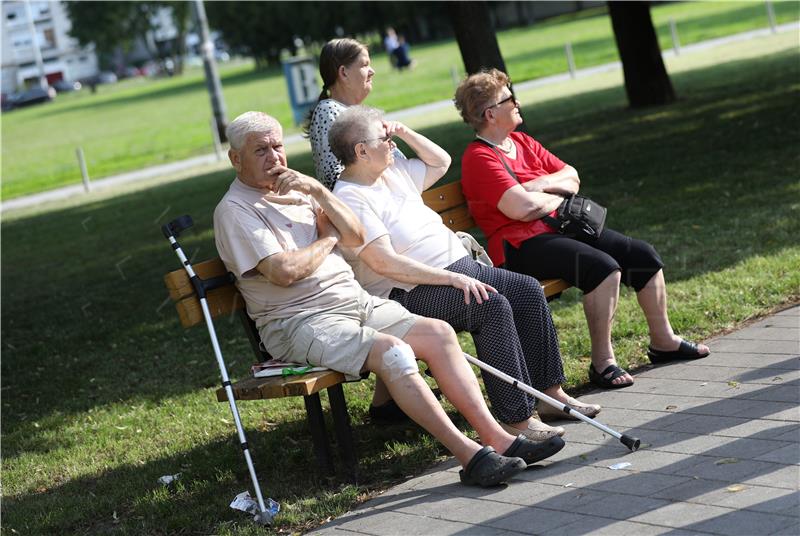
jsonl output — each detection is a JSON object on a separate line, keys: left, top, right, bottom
{"left": 482, "top": 90, "right": 518, "bottom": 116}
{"left": 358, "top": 133, "right": 393, "bottom": 145}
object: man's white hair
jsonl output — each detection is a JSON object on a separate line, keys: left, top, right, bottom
{"left": 226, "top": 111, "right": 282, "bottom": 150}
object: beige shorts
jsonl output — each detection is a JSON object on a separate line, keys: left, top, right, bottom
{"left": 259, "top": 289, "right": 419, "bottom": 380}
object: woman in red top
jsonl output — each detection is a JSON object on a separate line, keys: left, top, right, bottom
{"left": 454, "top": 69, "right": 709, "bottom": 390}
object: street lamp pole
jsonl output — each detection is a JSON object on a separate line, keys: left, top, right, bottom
{"left": 192, "top": 0, "right": 228, "bottom": 142}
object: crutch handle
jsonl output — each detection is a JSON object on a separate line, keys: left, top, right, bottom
{"left": 162, "top": 215, "right": 194, "bottom": 239}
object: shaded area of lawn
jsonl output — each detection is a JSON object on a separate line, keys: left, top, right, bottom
{"left": 2, "top": 48, "right": 799, "bottom": 535}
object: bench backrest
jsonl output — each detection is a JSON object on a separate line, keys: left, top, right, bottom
{"left": 163, "top": 258, "right": 244, "bottom": 328}
{"left": 421, "top": 180, "right": 475, "bottom": 232}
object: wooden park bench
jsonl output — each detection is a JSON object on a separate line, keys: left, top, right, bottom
{"left": 163, "top": 179, "right": 571, "bottom": 480}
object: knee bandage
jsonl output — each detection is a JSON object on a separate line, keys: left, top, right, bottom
{"left": 380, "top": 343, "right": 418, "bottom": 382}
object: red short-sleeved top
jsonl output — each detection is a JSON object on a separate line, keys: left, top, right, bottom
{"left": 461, "top": 131, "right": 567, "bottom": 266}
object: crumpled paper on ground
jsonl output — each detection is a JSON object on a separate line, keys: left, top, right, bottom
{"left": 157, "top": 473, "right": 180, "bottom": 486}
{"left": 230, "top": 491, "right": 280, "bottom": 525}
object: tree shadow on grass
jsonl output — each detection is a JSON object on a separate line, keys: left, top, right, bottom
{"left": 1, "top": 402, "right": 452, "bottom": 535}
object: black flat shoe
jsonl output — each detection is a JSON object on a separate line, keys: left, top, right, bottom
{"left": 648, "top": 339, "right": 710, "bottom": 364}
{"left": 502, "top": 434, "right": 565, "bottom": 466}
{"left": 458, "top": 446, "right": 526, "bottom": 487}
{"left": 368, "top": 400, "right": 409, "bottom": 423}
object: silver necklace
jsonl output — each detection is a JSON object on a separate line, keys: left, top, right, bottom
{"left": 476, "top": 135, "right": 513, "bottom": 153}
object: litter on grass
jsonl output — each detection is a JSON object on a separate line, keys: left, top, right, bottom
{"left": 157, "top": 474, "right": 180, "bottom": 486}
{"left": 230, "top": 491, "right": 280, "bottom": 525}
{"left": 608, "top": 462, "right": 632, "bottom": 470}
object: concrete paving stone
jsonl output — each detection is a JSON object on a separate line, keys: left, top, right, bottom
{"left": 755, "top": 444, "right": 800, "bottom": 465}
{"left": 481, "top": 505, "right": 585, "bottom": 534}
{"left": 710, "top": 339, "right": 799, "bottom": 354}
{"left": 700, "top": 353, "right": 800, "bottom": 370}
{"left": 727, "top": 326, "right": 800, "bottom": 341}
{"left": 686, "top": 506, "right": 798, "bottom": 535}
{"left": 629, "top": 501, "right": 739, "bottom": 529}
{"left": 586, "top": 471, "right": 697, "bottom": 496}
{"left": 310, "top": 528, "right": 370, "bottom": 536}
{"left": 659, "top": 482, "right": 799, "bottom": 515}
{"left": 745, "top": 385, "right": 800, "bottom": 404}
{"left": 392, "top": 495, "right": 527, "bottom": 527}
{"left": 313, "top": 509, "right": 504, "bottom": 535}
{"left": 742, "top": 465, "right": 800, "bottom": 489}
{"left": 580, "top": 408, "right": 696, "bottom": 433}
{"left": 618, "top": 377, "right": 764, "bottom": 399}
{"left": 755, "top": 315, "right": 800, "bottom": 328}
{"left": 626, "top": 429, "right": 736, "bottom": 455}
{"left": 654, "top": 413, "right": 779, "bottom": 437}
{"left": 691, "top": 437, "right": 793, "bottom": 460}
{"left": 551, "top": 516, "right": 676, "bottom": 536}
{"left": 775, "top": 306, "right": 800, "bottom": 316}
{"left": 673, "top": 457, "right": 785, "bottom": 483}
{"left": 583, "top": 448, "right": 704, "bottom": 475}
{"left": 561, "top": 493, "right": 672, "bottom": 520}
{"left": 637, "top": 364, "right": 800, "bottom": 385}
{"left": 771, "top": 425, "right": 800, "bottom": 442}
{"left": 771, "top": 519, "right": 800, "bottom": 535}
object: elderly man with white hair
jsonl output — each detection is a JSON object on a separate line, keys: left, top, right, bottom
{"left": 212, "top": 111, "right": 565, "bottom": 487}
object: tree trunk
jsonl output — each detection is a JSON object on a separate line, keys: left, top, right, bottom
{"left": 447, "top": 1, "right": 507, "bottom": 75}
{"left": 608, "top": 1, "right": 675, "bottom": 108}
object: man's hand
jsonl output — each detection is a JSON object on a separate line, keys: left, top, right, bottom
{"left": 448, "top": 273, "right": 497, "bottom": 304}
{"left": 268, "top": 165, "right": 321, "bottom": 196}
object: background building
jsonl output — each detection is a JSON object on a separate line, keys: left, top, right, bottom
{"left": 1, "top": 1, "right": 98, "bottom": 94}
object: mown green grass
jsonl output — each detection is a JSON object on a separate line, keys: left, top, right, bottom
{"left": 3, "top": 31, "right": 799, "bottom": 534}
{"left": 2, "top": 1, "right": 798, "bottom": 199}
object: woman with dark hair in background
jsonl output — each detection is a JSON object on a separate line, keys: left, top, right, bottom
{"left": 307, "top": 38, "right": 407, "bottom": 191}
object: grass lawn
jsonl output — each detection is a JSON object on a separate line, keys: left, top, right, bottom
{"left": 2, "top": 1, "right": 798, "bottom": 199}
{"left": 2, "top": 28, "right": 798, "bottom": 534}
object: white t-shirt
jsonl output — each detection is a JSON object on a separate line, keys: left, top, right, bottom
{"left": 333, "top": 158, "right": 469, "bottom": 298}
{"left": 213, "top": 178, "right": 363, "bottom": 327}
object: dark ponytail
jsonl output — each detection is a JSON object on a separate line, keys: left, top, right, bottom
{"left": 302, "top": 38, "right": 367, "bottom": 137}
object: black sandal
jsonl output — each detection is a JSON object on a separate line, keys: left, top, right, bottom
{"left": 648, "top": 339, "right": 710, "bottom": 364}
{"left": 458, "top": 446, "right": 526, "bottom": 487}
{"left": 589, "top": 363, "right": 633, "bottom": 389}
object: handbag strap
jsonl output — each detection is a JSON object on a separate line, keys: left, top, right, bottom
{"left": 474, "top": 138, "right": 564, "bottom": 230}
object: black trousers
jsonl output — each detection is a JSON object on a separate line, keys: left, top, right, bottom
{"left": 390, "top": 256, "right": 566, "bottom": 424}
{"left": 504, "top": 228, "right": 664, "bottom": 294}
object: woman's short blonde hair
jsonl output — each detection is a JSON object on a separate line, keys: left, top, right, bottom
{"left": 453, "top": 68, "right": 510, "bottom": 131}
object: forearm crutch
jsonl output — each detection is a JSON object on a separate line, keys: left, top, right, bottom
{"left": 163, "top": 215, "right": 278, "bottom": 525}
{"left": 462, "top": 352, "right": 641, "bottom": 451}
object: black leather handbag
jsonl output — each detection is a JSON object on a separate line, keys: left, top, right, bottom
{"left": 543, "top": 194, "right": 607, "bottom": 240}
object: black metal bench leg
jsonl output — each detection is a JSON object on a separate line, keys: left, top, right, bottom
{"left": 303, "top": 393, "right": 334, "bottom": 475}
{"left": 328, "top": 384, "right": 357, "bottom": 482}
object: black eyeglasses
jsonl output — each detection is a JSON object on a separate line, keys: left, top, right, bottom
{"left": 482, "top": 93, "right": 517, "bottom": 116}
{"left": 358, "top": 134, "right": 393, "bottom": 145}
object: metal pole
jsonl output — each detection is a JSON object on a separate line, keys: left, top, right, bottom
{"left": 210, "top": 117, "right": 223, "bottom": 160}
{"left": 23, "top": 0, "right": 48, "bottom": 89}
{"left": 565, "top": 42, "right": 576, "bottom": 79}
{"left": 193, "top": 0, "right": 228, "bottom": 142}
{"left": 669, "top": 18, "right": 680, "bottom": 56}
{"left": 766, "top": 1, "right": 777, "bottom": 33}
{"left": 76, "top": 147, "right": 91, "bottom": 192}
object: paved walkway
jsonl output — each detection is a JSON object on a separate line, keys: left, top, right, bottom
{"left": 3, "top": 22, "right": 797, "bottom": 214}
{"left": 311, "top": 305, "right": 800, "bottom": 535}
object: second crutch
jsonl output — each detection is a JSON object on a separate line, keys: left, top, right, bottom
{"left": 163, "top": 214, "right": 279, "bottom": 525}
{"left": 462, "top": 352, "right": 641, "bottom": 451}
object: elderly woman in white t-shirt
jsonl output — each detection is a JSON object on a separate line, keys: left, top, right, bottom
{"left": 329, "top": 105, "right": 602, "bottom": 442}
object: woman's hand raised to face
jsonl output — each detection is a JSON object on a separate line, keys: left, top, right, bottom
{"left": 448, "top": 272, "right": 497, "bottom": 304}
{"left": 382, "top": 120, "right": 409, "bottom": 140}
